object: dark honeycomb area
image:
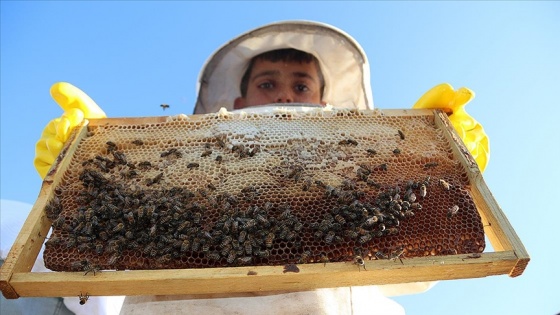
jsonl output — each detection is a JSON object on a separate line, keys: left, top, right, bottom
{"left": 43, "top": 109, "right": 485, "bottom": 272}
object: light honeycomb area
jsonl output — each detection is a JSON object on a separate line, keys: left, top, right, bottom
{"left": 43, "top": 108, "right": 485, "bottom": 272}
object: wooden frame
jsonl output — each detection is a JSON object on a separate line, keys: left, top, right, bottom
{"left": 0, "top": 109, "right": 529, "bottom": 299}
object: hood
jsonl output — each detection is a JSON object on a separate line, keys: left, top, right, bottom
{"left": 194, "top": 20, "right": 373, "bottom": 114}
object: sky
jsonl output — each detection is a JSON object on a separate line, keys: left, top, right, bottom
{"left": 1, "top": 1, "right": 559, "bottom": 314}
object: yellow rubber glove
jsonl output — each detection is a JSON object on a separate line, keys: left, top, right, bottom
{"left": 34, "top": 82, "right": 106, "bottom": 179}
{"left": 413, "top": 83, "right": 489, "bottom": 173}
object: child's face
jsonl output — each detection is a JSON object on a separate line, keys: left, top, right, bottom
{"left": 234, "top": 59, "right": 325, "bottom": 109}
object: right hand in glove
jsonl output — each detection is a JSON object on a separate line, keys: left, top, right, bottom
{"left": 34, "top": 82, "right": 106, "bottom": 179}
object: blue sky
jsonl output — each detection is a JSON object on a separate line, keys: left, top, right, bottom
{"left": 1, "top": 1, "right": 559, "bottom": 314}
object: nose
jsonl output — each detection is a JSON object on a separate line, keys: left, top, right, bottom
{"left": 275, "top": 89, "right": 293, "bottom": 103}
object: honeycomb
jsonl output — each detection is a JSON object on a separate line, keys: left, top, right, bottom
{"left": 43, "top": 108, "right": 485, "bottom": 272}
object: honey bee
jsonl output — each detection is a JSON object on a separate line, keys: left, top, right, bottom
{"left": 146, "top": 173, "right": 164, "bottom": 186}
{"left": 359, "top": 233, "right": 372, "bottom": 244}
{"left": 226, "top": 250, "right": 237, "bottom": 264}
{"left": 78, "top": 292, "right": 89, "bottom": 305}
{"left": 180, "top": 239, "right": 191, "bottom": 252}
{"left": 236, "top": 256, "right": 253, "bottom": 265}
{"left": 397, "top": 129, "right": 405, "bottom": 140}
{"left": 187, "top": 163, "right": 200, "bottom": 169}
{"left": 215, "top": 155, "right": 223, "bottom": 163}
{"left": 207, "top": 251, "right": 221, "bottom": 261}
{"left": 83, "top": 263, "right": 100, "bottom": 276}
{"left": 364, "top": 216, "right": 379, "bottom": 226}
{"left": 106, "top": 141, "right": 117, "bottom": 152}
{"left": 283, "top": 264, "right": 300, "bottom": 273}
{"left": 138, "top": 161, "right": 152, "bottom": 170}
{"left": 393, "top": 148, "right": 401, "bottom": 155}
{"left": 160, "top": 148, "right": 178, "bottom": 158}
{"left": 264, "top": 233, "right": 275, "bottom": 248}
{"left": 375, "top": 163, "right": 388, "bottom": 171}
{"left": 201, "top": 149, "right": 212, "bottom": 157}
{"left": 419, "top": 184, "right": 427, "bottom": 198}
{"left": 112, "top": 151, "right": 127, "bottom": 165}
{"left": 375, "top": 251, "right": 388, "bottom": 260}
{"left": 320, "top": 253, "right": 330, "bottom": 266}
{"left": 424, "top": 162, "right": 439, "bottom": 169}
{"left": 447, "top": 205, "right": 460, "bottom": 218}
{"left": 324, "top": 230, "right": 335, "bottom": 244}
{"left": 463, "top": 253, "right": 482, "bottom": 259}
{"left": 353, "top": 255, "right": 367, "bottom": 271}
{"left": 132, "top": 139, "right": 144, "bottom": 145}
{"left": 390, "top": 247, "right": 405, "bottom": 264}
{"left": 107, "top": 253, "right": 120, "bottom": 266}
{"left": 439, "top": 179, "right": 452, "bottom": 190}
{"left": 302, "top": 178, "right": 312, "bottom": 191}
{"left": 112, "top": 223, "right": 124, "bottom": 233}
{"left": 334, "top": 214, "right": 346, "bottom": 225}
{"left": 255, "top": 250, "right": 270, "bottom": 258}
{"left": 366, "top": 149, "right": 377, "bottom": 156}
{"left": 299, "top": 250, "right": 312, "bottom": 264}
{"left": 339, "top": 139, "right": 358, "bottom": 146}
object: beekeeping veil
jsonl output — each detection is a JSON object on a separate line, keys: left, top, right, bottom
{"left": 194, "top": 20, "right": 373, "bottom": 114}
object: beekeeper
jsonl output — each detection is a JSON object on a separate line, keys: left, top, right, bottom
{"left": 31, "top": 20, "right": 489, "bottom": 315}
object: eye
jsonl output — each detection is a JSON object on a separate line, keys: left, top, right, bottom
{"left": 258, "top": 82, "right": 274, "bottom": 89}
{"left": 295, "top": 84, "right": 310, "bottom": 92}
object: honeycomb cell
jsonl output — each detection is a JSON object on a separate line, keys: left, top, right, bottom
{"left": 43, "top": 109, "right": 485, "bottom": 271}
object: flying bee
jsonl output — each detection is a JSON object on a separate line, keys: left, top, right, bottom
{"left": 447, "top": 205, "right": 460, "bottom": 218}
{"left": 353, "top": 255, "right": 367, "bottom": 271}
{"left": 201, "top": 149, "right": 212, "bottom": 157}
{"left": 397, "top": 129, "right": 405, "bottom": 140}
{"left": 439, "top": 179, "right": 452, "bottom": 190}
{"left": 160, "top": 104, "right": 170, "bottom": 110}
{"left": 320, "top": 253, "right": 330, "bottom": 266}
{"left": 78, "top": 292, "right": 89, "bottom": 305}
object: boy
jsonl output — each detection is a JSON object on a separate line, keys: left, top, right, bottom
{"left": 29, "top": 20, "right": 487, "bottom": 314}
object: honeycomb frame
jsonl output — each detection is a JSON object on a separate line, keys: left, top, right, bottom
{"left": 0, "top": 108, "right": 529, "bottom": 299}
